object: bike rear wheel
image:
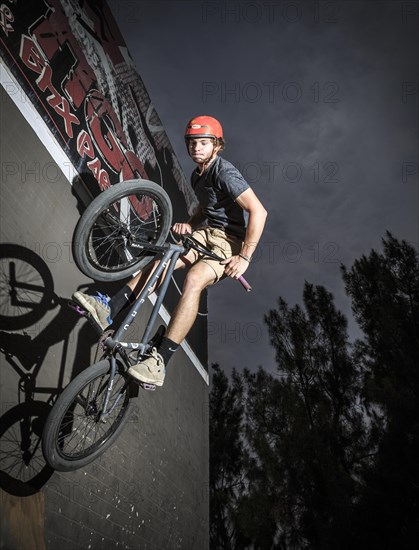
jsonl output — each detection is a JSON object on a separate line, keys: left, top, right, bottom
{"left": 73, "top": 179, "right": 172, "bottom": 281}
{"left": 42, "top": 359, "right": 134, "bottom": 471}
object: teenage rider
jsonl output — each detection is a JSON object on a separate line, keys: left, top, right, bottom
{"left": 72, "top": 116, "right": 267, "bottom": 387}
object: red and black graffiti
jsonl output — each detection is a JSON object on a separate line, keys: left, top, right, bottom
{"left": 1, "top": 0, "right": 147, "bottom": 194}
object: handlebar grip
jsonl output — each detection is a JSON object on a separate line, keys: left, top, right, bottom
{"left": 238, "top": 276, "right": 252, "bottom": 292}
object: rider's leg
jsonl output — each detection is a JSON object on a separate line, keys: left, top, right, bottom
{"left": 72, "top": 264, "right": 158, "bottom": 332}
{"left": 107, "top": 258, "right": 177, "bottom": 320}
{"left": 166, "top": 261, "right": 216, "bottom": 344}
{"left": 72, "top": 249, "right": 196, "bottom": 332}
{"left": 126, "top": 250, "right": 194, "bottom": 296}
{"left": 106, "top": 257, "right": 167, "bottom": 318}
{"left": 128, "top": 261, "right": 217, "bottom": 386}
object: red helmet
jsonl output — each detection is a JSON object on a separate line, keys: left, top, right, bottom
{"left": 184, "top": 116, "right": 223, "bottom": 140}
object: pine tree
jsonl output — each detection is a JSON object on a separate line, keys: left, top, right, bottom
{"left": 209, "top": 233, "right": 419, "bottom": 549}
{"left": 210, "top": 364, "right": 248, "bottom": 549}
{"left": 342, "top": 232, "right": 419, "bottom": 548}
{"left": 243, "top": 283, "right": 370, "bottom": 549}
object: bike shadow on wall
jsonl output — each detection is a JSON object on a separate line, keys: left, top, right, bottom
{"left": 0, "top": 243, "right": 102, "bottom": 496}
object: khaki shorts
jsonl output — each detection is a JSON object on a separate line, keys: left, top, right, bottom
{"left": 188, "top": 227, "right": 243, "bottom": 283}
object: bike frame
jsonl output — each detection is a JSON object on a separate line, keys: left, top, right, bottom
{"left": 96, "top": 240, "right": 185, "bottom": 416}
{"left": 85, "top": 235, "right": 252, "bottom": 418}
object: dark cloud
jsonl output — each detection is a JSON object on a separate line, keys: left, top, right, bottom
{"left": 108, "top": 0, "right": 418, "bottom": 375}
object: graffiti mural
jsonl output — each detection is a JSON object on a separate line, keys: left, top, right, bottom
{"left": 0, "top": 0, "right": 196, "bottom": 211}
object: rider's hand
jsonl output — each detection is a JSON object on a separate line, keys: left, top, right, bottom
{"left": 220, "top": 255, "right": 249, "bottom": 279}
{"left": 172, "top": 223, "right": 193, "bottom": 235}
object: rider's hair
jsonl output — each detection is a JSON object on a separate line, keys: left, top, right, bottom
{"left": 185, "top": 136, "right": 225, "bottom": 151}
{"left": 216, "top": 137, "right": 225, "bottom": 151}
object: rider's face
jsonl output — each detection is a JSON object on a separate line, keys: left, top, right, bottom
{"left": 187, "top": 138, "right": 218, "bottom": 165}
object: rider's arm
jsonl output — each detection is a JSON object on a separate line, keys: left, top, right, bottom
{"left": 236, "top": 188, "right": 267, "bottom": 261}
{"left": 172, "top": 205, "right": 206, "bottom": 234}
{"left": 222, "top": 188, "right": 267, "bottom": 279}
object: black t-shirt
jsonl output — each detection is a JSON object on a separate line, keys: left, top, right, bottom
{"left": 191, "top": 156, "right": 250, "bottom": 239}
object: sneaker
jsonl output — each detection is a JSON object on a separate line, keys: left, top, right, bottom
{"left": 128, "top": 348, "right": 166, "bottom": 387}
{"left": 72, "top": 291, "right": 112, "bottom": 332}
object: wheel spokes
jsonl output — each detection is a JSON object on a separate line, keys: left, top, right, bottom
{"left": 87, "top": 193, "right": 164, "bottom": 272}
{"left": 56, "top": 373, "right": 129, "bottom": 459}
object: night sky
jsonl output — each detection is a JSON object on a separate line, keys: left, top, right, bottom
{"left": 108, "top": 0, "right": 418, "bottom": 376}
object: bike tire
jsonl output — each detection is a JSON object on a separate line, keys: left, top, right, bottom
{"left": 0, "top": 401, "right": 54, "bottom": 496}
{"left": 42, "top": 359, "right": 134, "bottom": 471}
{"left": 0, "top": 244, "right": 55, "bottom": 330}
{"left": 73, "top": 179, "right": 172, "bottom": 282}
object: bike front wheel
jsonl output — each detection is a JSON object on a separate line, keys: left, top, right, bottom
{"left": 42, "top": 359, "right": 134, "bottom": 471}
{"left": 73, "top": 179, "right": 172, "bottom": 281}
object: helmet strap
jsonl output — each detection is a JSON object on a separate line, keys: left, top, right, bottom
{"left": 199, "top": 142, "right": 220, "bottom": 174}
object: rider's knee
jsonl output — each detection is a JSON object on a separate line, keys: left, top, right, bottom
{"left": 183, "top": 269, "right": 213, "bottom": 293}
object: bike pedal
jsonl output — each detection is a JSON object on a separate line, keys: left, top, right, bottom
{"left": 139, "top": 382, "right": 156, "bottom": 391}
{"left": 68, "top": 300, "right": 106, "bottom": 336}
{"left": 68, "top": 300, "right": 87, "bottom": 316}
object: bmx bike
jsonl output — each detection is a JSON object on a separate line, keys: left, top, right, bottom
{"left": 42, "top": 179, "right": 251, "bottom": 471}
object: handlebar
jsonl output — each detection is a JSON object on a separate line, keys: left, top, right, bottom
{"left": 130, "top": 232, "right": 253, "bottom": 292}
